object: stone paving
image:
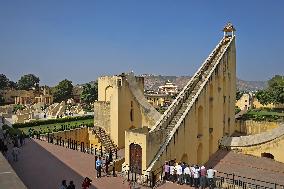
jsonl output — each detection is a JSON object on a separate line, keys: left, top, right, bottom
{"left": 6, "top": 139, "right": 131, "bottom": 189}
{"left": 3, "top": 138, "right": 284, "bottom": 189}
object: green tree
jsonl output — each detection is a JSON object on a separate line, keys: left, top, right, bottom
{"left": 255, "top": 90, "right": 272, "bottom": 105}
{"left": 8, "top": 81, "right": 17, "bottom": 89}
{"left": 80, "top": 82, "right": 98, "bottom": 104}
{"left": 255, "top": 75, "right": 284, "bottom": 105}
{"left": 0, "top": 94, "right": 5, "bottom": 105}
{"left": 53, "top": 79, "right": 73, "bottom": 102}
{"left": 236, "top": 90, "right": 243, "bottom": 101}
{"left": 267, "top": 75, "right": 284, "bottom": 104}
{"left": 17, "top": 74, "right": 40, "bottom": 90}
{"left": 0, "top": 74, "right": 9, "bottom": 90}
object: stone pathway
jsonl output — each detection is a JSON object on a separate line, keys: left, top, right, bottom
{"left": 7, "top": 139, "right": 130, "bottom": 189}
{"left": 4, "top": 138, "right": 284, "bottom": 189}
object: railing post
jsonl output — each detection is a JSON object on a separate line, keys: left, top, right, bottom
{"left": 127, "top": 170, "right": 130, "bottom": 181}
{"left": 275, "top": 183, "right": 277, "bottom": 189}
{"left": 160, "top": 166, "right": 163, "bottom": 181}
{"left": 91, "top": 144, "right": 93, "bottom": 154}
{"left": 95, "top": 156, "right": 97, "bottom": 169}
{"left": 100, "top": 145, "right": 103, "bottom": 155}
{"left": 95, "top": 147, "right": 97, "bottom": 155}
{"left": 112, "top": 161, "right": 116, "bottom": 177}
{"left": 233, "top": 173, "right": 235, "bottom": 189}
{"left": 151, "top": 171, "right": 155, "bottom": 189}
{"left": 62, "top": 139, "right": 65, "bottom": 147}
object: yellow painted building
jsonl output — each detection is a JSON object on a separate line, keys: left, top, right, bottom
{"left": 236, "top": 93, "right": 252, "bottom": 110}
{"left": 124, "top": 23, "right": 237, "bottom": 175}
{"left": 145, "top": 93, "right": 171, "bottom": 108}
{"left": 94, "top": 73, "right": 161, "bottom": 149}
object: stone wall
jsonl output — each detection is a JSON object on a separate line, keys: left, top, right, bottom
{"left": 235, "top": 120, "right": 279, "bottom": 135}
{"left": 94, "top": 101, "right": 111, "bottom": 134}
{"left": 49, "top": 127, "right": 100, "bottom": 148}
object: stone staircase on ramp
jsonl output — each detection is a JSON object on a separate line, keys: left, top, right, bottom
{"left": 93, "top": 126, "right": 117, "bottom": 153}
{"left": 145, "top": 36, "right": 235, "bottom": 173}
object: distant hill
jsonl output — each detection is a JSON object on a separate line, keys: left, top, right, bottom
{"left": 83, "top": 74, "right": 267, "bottom": 92}
{"left": 141, "top": 74, "right": 267, "bottom": 92}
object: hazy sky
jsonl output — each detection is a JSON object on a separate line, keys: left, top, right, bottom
{"left": 0, "top": 0, "right": 283, "bottom": 86}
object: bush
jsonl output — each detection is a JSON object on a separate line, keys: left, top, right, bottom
{"left": 240, "top": 109, "right": 283, "bottom": 122}
{"left": 12, "top": 115, "right": 94, "bottom": 129}
{"left": 2, "top": 124, "right": 23, "bottom": 137}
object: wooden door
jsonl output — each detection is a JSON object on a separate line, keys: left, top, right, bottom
{"left": 129, "top": 143, "right": 142, "bottom": 174}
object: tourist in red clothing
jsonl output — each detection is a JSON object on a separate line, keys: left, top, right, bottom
{"left": 82, "top": 177, "right": 92, "bottom": 189}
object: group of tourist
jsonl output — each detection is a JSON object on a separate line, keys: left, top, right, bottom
{"left": 164, "top": 161, "right": 216, "bottom": 189}
{"left": 95, "top": 151, "right": 113, "bottom": 178}
{"left": 59, "top": 177, "right": 93, "bottom": 189}
{"left": 59, "top": 180, "right": 76, "bottom": 189}
{"left": 0, "top": 128, "right": 25, "bottom": 162}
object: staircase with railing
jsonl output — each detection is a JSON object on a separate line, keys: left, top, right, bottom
{"left": 145, "top": 35, "right": 235, "bottom": 173}
{"left": 93, "top": 126, "right": 117, "bottom": 153}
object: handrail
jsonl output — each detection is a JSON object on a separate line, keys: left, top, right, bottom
{"left": 149, "top": 36, "right": 226, "bottom": 133}
{"left": 145, "top": 36, "right": 234, "bottom": 173}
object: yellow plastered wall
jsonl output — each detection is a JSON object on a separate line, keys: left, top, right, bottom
{"left": 236, "top": 135, "right": 284, "bottom": 163}
{"left": 236, "top": 94, "right": 251, "bottom": 110}
{"left": 51, "top": 127, "right": 101, "bottom": 148}
{"left": 235, "top": 120, "right": 279, "bottom": 135}
{"left": 124, "top": 37, "right": 237, "bottom": 173}
{"left": 95, "top": 75, "right": 153, "bottom": 149}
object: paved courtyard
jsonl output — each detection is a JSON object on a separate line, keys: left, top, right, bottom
{"left": 3, "top": 138, "right": 284, "bottom": 189}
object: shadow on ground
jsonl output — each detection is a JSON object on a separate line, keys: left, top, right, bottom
{"left": 6, "top": 139, "right": 97, "bottom": 189}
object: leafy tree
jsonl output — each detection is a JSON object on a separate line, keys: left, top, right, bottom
{"left": 8, "top": 81, "right": 17, "bottom": 89}
{"left": 13, "top": 104, "right": 25, "bottom": 113}
{"left": 256, "top": 75, "right": 284, "bottom": 105}
{"left": 80, "top": 82, "right": 98, "bottom": 104}
{"left": 267, "top": 75, "right": 284, "bottom": 104}
{"left": 0, "top": 94, "right": 4, "bottom": 105}
{"left": 17, "top": 74, "right": 40, "bottom": 90}
{"left": 236, "top": 90, "right": 244, "bottom": 101}
{"left": 53, "top": 79, "right": 73, "bottom": 102}
{"left": 255, "top": 90, "right": 272, "bottom": 105}
{"left": 0, "top": 74, "right": 9, "bottom": 90}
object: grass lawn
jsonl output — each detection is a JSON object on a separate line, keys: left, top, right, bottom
{"left": 247, "top": 109, "right": 284, "bottom": 116}
{"left": 242, "top": 109, "right": 284, "bottom": 121}
{"left": 19, "top": 118, "right": 94, "bottom": 135}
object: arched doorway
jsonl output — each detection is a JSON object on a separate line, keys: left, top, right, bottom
{"left": 181, "top": 153, "right": 189, "bottom": 163}
{"left": 105, "top": 85, "right": 113, "bottom": 101}
{"left": 197, "top": 143, "right": 203, "bottom": 165}
{"left": 261, "top": 153, "right": 274, "bottom": 159}
{"left": 129, "top": 143, "right": 142, "bottom": 174}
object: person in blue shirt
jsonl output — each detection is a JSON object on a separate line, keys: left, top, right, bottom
{"left": 96, "top": 156, "right": 102, "bottom": 178}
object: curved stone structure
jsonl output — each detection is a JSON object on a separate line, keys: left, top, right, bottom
{"left": 125, "top": 73, "right": 161, "bottom": 126}
{"left": 221, "top": 124, "right": 284, "bottom": 147}
{"left": 220, "top": 123, "right": 284, "bottom": 163}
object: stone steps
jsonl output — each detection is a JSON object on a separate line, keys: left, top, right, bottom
{"left": 146, "top": 36, "right": 233, "bottom": 173}
{"left": 93, "top": 127, "right": 117, "bottom": 153}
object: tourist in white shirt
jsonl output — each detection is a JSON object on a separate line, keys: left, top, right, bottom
{"left": 169, "top": 164, "right": 175, "bottom": 182}
{"left": 207, "top": 167, "right": 217, "bottom": 189}
{"left": 183, "top": 165, "right": 190, "bottom": 185}
{"left": 189, "top": 165, "right": 195, "bottom": 186}
{"left": 193, "top": 165, "right": 200, "bottom": 189}
{"left": 176, "top": 163, "right": 183, "bottom": 184}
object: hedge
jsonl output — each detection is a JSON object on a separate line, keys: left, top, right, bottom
{"left": 239, "top": 110, "right": 284, "bottom": 122}
{"left": 13, "top": 115, "right": 94, "bottom": 129}
{"left": 2, "top": 124, "right": 23, "bottom": 137}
